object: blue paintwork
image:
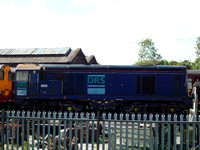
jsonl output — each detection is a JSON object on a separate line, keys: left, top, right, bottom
{"left": 30, "top": 71, "right": 38, "bottom": 96}
{"left": 40, "top": 80, "right": 63, "bottom": 96}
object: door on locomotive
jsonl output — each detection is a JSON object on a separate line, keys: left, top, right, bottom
{"left": 30, "top": 70, "right": 39, "bottom": 95}
{"left": 0, "top": 65, "right": 12, "bottom": 103}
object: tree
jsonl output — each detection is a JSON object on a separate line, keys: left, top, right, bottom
{"left": 194, "top": 37, "right": 200, "bottom": 69}
{"left": 178, "top": 60, "right": 194, "bottom": 70}
{"left": 136, "top": 38, "right": 162, "bottom": 65}
{"left": 195, "top": 37, "right": 200, "bottom": 57}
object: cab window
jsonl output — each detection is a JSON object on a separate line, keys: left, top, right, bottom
{"left": 0, "top": 71, "right": 3, "bottom": 80}
{"left": 16, "top": 71, "right": 29, "bottom": 81}
{"left": 8, "top": 71, "right": 12, "bottom": 81}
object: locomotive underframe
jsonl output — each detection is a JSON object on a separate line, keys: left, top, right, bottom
{"left": 18, "top": 98, "right": 189, "bottom": 114}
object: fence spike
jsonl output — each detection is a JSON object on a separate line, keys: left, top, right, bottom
{"left": 186, "top": 114, "right": 189, "bottom": 121}
{"left": 193, "top": 115, "right": 196, "bottom": 121}
{"left": 47, "top": 111, "right": 51, "bottom": 118}
{"left": 120, "top": 113, "right": 123, "bottom": 120}
{"left": 53, "top": 111, "right": 57, "bottom": 117}
{"left": 108, "top": 113, "right": 112, "bottom": 120}
{"left": 64, "top": 112, "right": 67, "bottom": 118}
{"left": 86, "top": 112, "right": 89, "bottom": 119}
{"left": 102, "top": 113, "right": 106, "bottom": 120}
{"left": 174, "top": 114, "right": 177, "bottom": 120}
{"left": 42, "top": 111, "right": 46, "bottom": 117}
{"left": 132, "top": 113, "right": 135, "bottom": 120}
{"left": 155, "top": 113, "right": 159, "bottom": 121}
{"left": 143, "top": 113, "right": 147, "bottom": 121}
{"left": 80, "top": 112, "right": 84, "bottom": 118}
{"left": 126, "top": 113, "right": 129, "bottom": 120}
{"left": 11, "top": 110, "right": 15, "bottom": 117}
{"left": 37, "top": 111, "right": 41, "bottom": 117}
{"left": 137, "top": 113, "right": 141, "bottom": 120}
{"left": 161, "top": 114, "right": 165, "bottom": 121}
{"left": 32, "top": 111, "right": 36, "bottom": 117}
{"left": 22, "top": 110, "right": 25, "bottom": 115}
{"left": 69, "top": 112, "right": 73, "bottom": 118}
{"left": 114, "top": 113, "right": 118, "bottom": 120}
{"left": 17, "top": 110, "right": 20, "bottom": 116}
{"left": 92, "top": 112, "right": 95, "bottom": 119}
{"left": 58, "top": 111, "right": 62, "bottom": 117}
{"left": 149, "top": 113, "right": 153, "bottom": 120}
{"left": 167, "top": 114, "right": 171, "bottom": 121}
{"left": 75, "top": 112, "right": 79, "bottom": 118}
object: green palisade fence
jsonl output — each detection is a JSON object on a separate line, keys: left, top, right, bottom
{"left": 1, "top": 110, "right": 200, "bottom": 150}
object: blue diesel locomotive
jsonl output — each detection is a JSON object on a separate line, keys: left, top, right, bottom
{"left": 14, "top": 64, "right": 192, "bottom": 113}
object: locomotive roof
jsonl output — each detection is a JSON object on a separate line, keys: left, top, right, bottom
{"left": 0, "top": 64, "right": 15, "bottom": 72}
{"left": 41, "top": 64, "right": 186, "bottom": 71}
{"left": 187, "top": 70, "right": 200, "bottom": 76}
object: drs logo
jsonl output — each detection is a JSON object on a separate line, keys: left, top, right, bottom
{"left": 87, "top": 75, "right": 105, "bottom": 85}
{"left": 87, "top": 75, "right": 105, "bottom": 95}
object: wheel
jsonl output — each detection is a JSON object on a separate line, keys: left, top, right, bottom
{"left": 123, "top": 103, "right": 134, "bottom": 113}
{"left": 72, "top": 103, "right": 83, "bottom": 112}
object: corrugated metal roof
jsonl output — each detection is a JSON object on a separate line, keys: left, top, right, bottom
{"left": 0, "top": 56, "right": 71, "bottom": 63}
{"left": 0, "top": 48, "right": 98, "bottom": 66}
{"left": 0, "top": 47, "right": 71, "bottom": 56}
{"left": 0, "top": 49, "right": 87, "bottom": 64}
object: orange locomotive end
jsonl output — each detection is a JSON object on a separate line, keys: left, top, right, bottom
{"left": 0, "top": 65, "right": 13, "bottom": 103}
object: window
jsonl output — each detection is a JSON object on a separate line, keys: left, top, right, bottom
{"left": 137, "top": 76, "right": 155, "bottom": 94}
{"left": 0, "top": 71, "right": 3, "bottom": 80}
{"left": 16, "top": 71, "right": 29, "bottom": 81}
{"left": 8, "top": 71, "right": 12, "bottom": 81}
{"left": 187, "top": 78, "right": 192, "bottom": 90}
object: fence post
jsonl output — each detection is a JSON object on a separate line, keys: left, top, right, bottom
{"left": 96, "top": 111, "right": 100, "bottom": 150}
{"left": 1, "top": 109, "right": 5, "bottom": 150}
{"left": 102, "top": 113, "right": 106, "bottom": 150}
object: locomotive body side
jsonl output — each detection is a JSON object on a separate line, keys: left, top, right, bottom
{"left": 14, "top": 64, "right": 192, "bottom": 113}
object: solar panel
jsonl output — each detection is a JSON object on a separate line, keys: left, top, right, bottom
{"left": 4, "top": 49, "right": 15, "bottom": 55}
{"left": 0, "top": 49, "right": 5, "bottom": 55}
{"left": 0, "top": 47, "right": 71, "bottom": 55}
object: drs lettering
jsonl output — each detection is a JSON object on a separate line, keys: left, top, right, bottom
{"left": 87, "top": 75, "right": 105, "bottom": 84}
{"left": 17, "top": 82, "right": 27, "bottom": 88}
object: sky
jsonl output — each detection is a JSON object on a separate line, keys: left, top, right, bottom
{"left": 0, "top": 0, "right": 199, "bottom": 65}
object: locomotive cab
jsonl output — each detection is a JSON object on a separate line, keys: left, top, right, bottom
{"left": 0, "top": 65, "right": 13, "bottom": 104}
{"left": 15, "top": 64, "right": 42, "bottom": 104}
{"left": 15, "top": 64, "right": 63, "bottom": 107}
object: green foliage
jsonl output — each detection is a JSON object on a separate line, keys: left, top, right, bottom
{"left": 158, "top": 60, "right": 169, "bottom": 65}
{"left": 193, "top": 57, "right": 200, "bottom": 70}
{"left": 179, "top": 60, "right": 194, "bottom": 70}
{"left": 195, "top": 37, "right": 200, "bottom": 57}
{"left": 137, "top": 38, "right": 162, "bottom": 65}
{"left": 194, "top": 37, "right": 200, "bottom": 69}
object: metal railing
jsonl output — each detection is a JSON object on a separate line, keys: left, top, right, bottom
{"left": 1, "top": 110, "right": 200, "bottom": 150}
